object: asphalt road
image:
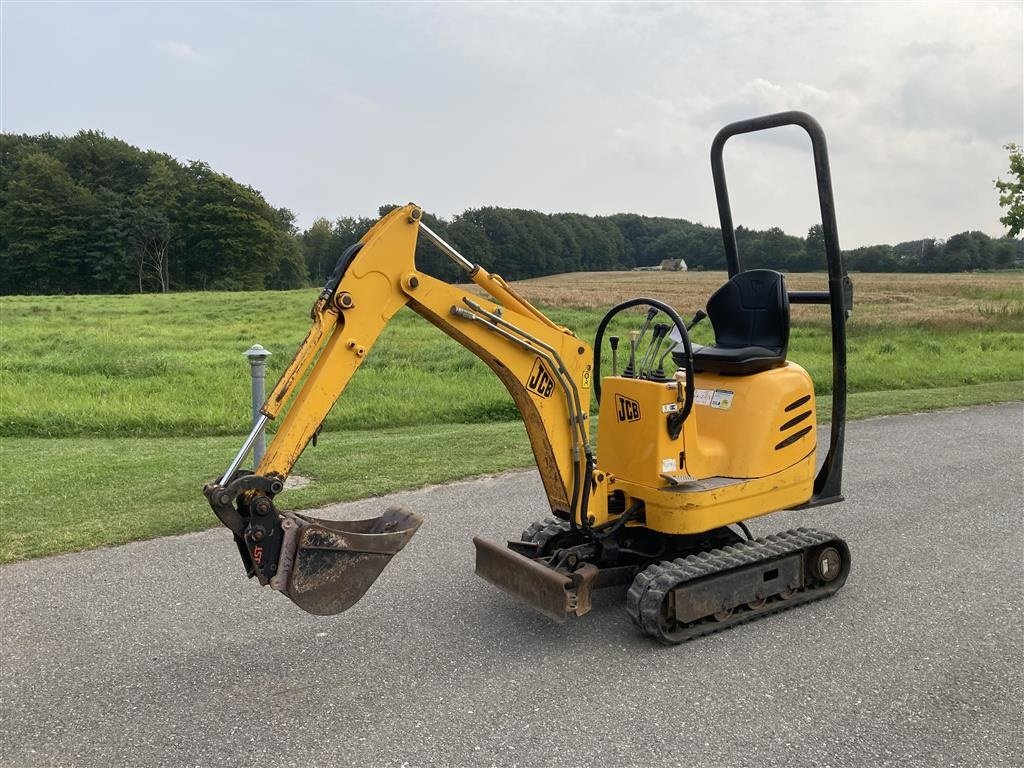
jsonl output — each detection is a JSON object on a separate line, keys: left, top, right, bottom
{"left": 2, "top": 404, "right": 1022, "bottom": 768}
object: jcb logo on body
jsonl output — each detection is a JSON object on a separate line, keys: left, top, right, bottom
{"left": 615, "top": 395, "right": 641, "bottom": 422}
{"left": 527, "top": 359, "right": 555, "bottom": 398}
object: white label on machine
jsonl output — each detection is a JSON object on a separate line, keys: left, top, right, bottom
{"left": 661, "top": 457, "right": 677, "bottom": 472}
{"left": 694, "top": 388, "right": 714, "bottom": 406}
{"left": 710, "top": 389, "right": 734, "bottom": 410}
{"left": 661, "top": 402, "right": 679, "bottom": 413}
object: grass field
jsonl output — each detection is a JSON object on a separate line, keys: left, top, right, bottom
{"left": 1, "top": 270, "right": 1021, "bottom": 563}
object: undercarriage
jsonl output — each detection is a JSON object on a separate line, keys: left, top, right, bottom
{"left": 474, "top": 519, "right": 850, "bottom": 644}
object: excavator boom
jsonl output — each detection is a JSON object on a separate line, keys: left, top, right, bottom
{"left": 204, "top": 204, "right": 595, "bottom": 615}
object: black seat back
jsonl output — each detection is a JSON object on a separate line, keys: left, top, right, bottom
{"left": 707, "top": 269, "right": 789, "bottom": 353}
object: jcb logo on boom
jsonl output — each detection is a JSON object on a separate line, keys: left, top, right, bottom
{"left": 615, "top": 395, "right": 641, "bottom": 422}
{"left": 527, "top": 359, "right": 555, "bottom": 398}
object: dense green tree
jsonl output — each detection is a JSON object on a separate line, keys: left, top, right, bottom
{"left": 988, "top": 237, "right": 1019, "bottom": 268}
{"left": 759, "top": 227, "right": 805, "bottom": 270}
{"left": 646, "top": 230, "right": 691, "bottom": 266}
{"left": 447, "top": 214, "right": 494, "bottom": 270}
{"left": 264, "top": 207, "right": 308, "bottom": 289}
{"left": 301, "top": 217, "right": 336, "bottom": 285}
{"left": 88, "top": 186, "right": 133, "bottom": 293}
{"left": 265, "top": 235, "right": 308, "bottom": 290}
{"left": 940, "top": 231, "right": 996, "bottom": 272}
{"left": 56, "top": 130, "right": 152, "bottom": 195}
{"left": 129, "top": 158, "right": 179, "bottom": 292}
{"left": 0, "top": 132, "right": 308, "bottom": 294}
{"left": 846, "top": 244, "right": 897, "bottom": 272}
{"left": 801, "top": 224, "right": 827, "bottom": 271}
{"left": 995, "top": 143, "right": 1023, "bottom": 238}
{"left": 0, "top": 152, "right": 97, "bottom": 294}
{"left": 297, "top": 214, "right": 379, "bottom": 287}
{"left": 333, "top": 215, "right": 376, "bottom": 250}
{"left": 180, "top": 161, "right": 297, "bottom": 290}
{"left": 893, "top": 238, "right": 938, "bottom": 271}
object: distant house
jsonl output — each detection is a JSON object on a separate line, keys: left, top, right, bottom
{"left": 659, "top": 258, "right": 688, "bottom": 272}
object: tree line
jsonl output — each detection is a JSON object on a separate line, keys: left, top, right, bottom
{"left": 0, "top": 132, "right": 306, "bottom": 294}
{"left": 1, "top": 131, "right": 1020, "bottom": 295}
{"left": 305, "top": 208, "right": 1022, "bottom": 284}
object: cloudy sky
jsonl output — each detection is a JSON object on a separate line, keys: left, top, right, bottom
{"left": 3, "top": 2, "right": 1021, "bottom": 247}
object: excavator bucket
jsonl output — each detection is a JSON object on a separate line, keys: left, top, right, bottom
{"left": 276, "top": 507, "right": 423, "bottom": 615}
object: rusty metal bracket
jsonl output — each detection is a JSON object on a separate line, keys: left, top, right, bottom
{"left": 568, "top": 563, "right": 599, "bottom": 617}
{"left": 203, "top": 472, "right": 285, "bottom": 580}
{"left": 473, "top": 537, "right": 600, "bottom": 621}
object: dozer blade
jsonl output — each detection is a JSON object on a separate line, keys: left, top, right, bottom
{"left": 473, "top": 537, "right": 597, "bottom": 622}
{"left": 275, "top": 507, "right": 423, "bottom": 616}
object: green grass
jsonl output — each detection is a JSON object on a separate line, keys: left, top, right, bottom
{"left": 2, "top": 291, "right": 1022, "bottom": 438}
{"left": 1, "top": 381, "right": 1019, "bottom": 564}
{"left": 836, "top": 380, "right": 1022, "bottom": 420}
{"left": 0, "top": 281, "right": 1021, "bottom": 564}
{"left": 0, "top": 422, "right": 534, "bottom": 563}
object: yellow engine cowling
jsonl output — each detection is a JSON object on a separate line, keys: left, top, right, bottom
{"left": 596, "top": 363, "right": 818, "bottom": 535}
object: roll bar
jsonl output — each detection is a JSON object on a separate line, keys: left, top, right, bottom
{"left": 710, "top": 110, "right": 853, "bottom": 506}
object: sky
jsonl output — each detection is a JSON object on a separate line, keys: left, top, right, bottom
{"left": 2, "top": 1, "right": 1022, "bottom": 248}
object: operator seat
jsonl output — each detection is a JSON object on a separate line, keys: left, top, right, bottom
{"left": 675, "top": 269, "right": 790, "bottom": 376}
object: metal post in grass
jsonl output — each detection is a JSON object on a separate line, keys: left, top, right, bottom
{"left": 243, "top": 344, "right": 272, "bottom": 467}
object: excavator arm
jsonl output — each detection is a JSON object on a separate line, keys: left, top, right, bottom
{"left": 204, "top": 204, "right": 595, "bottom": 614}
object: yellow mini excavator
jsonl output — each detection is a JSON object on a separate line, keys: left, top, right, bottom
{"left": 204, "top": 112, "right": 855, "bottom": 643}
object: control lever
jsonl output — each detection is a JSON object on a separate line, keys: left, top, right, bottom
{"left": 639, "top": 323, "right": 669, "bottom": 378}
{"left": 635, "top": 307, "right": 658, "bottom": 347}
{"left": 609, "top": 335, "right": 620, "bottom": 375}
{"left": 622, "top": 330, "right": 641, "bottom": 378}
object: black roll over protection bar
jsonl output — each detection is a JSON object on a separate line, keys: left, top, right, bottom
{"left": 710, "top": 111, "right": 853, "bottom": 506}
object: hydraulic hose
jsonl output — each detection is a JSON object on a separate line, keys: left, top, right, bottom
{"left": 452, "top": 302, "right": 591, "bottom": 530}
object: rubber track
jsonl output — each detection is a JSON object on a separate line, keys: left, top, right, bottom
{"left": 520, "top": 518, "right": 574, "bottom": 554}
{"left": 520, "top": 518, "right": 563, "bottom": 542}
{"left": 625, "top": 527, "right": 849, "bottom": 644}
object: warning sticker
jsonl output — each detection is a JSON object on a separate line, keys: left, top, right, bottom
{"left": 695, "top": 388, "right": 735, "bottom": 410}
{"left": 694, "top": 389, "right": 714, "bottom": 406}
{"left": 710, "top": 389, "right": 734, "bottom": 410}
{"left": 661, "top": 402, "right": 679, "bottom": 413}
{"left": 661, "top": 457, "right": 677, "bottom": 473}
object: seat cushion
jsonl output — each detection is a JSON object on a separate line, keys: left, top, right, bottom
{"left": 673, "top": 343, "right": 787, "bottom": 375}
{"left": 691, "top": 344, "right": 786, "bottom": 375}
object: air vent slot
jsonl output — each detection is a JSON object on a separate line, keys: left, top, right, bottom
{"left": 780, "top": 410, "right": 812, "bottom": 431}
{"left": 775, "top": 425, "right": 812, "bottom": 450}
{"left": 785, "top": 394, "right": 811, "bottom": 412}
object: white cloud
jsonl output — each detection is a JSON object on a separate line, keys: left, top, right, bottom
{"left": 5, "top": 2, "right": 1019, "bottom": 245}
{"left": 154, "top": 40, "right": 203, "bottom": 62}
{"left": 402, "top": 2, "right": 1022, "bottom": 244}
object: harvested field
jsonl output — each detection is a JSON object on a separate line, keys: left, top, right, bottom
{"left": 505, "top": 271, "right": 1024, "bottom": 329}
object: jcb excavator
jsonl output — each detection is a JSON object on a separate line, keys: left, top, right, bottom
{"left": 204, "top": 112, "right": 855, "bottom": 643}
